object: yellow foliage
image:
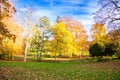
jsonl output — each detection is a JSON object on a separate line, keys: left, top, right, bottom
{"left": 91, "top": 23, "right": 108, "bottom": 46}
{"left": 50, "top": 22, "right": 79, "bottom": 57}
{"left": 0, "top": 18, "right": 24, "bottom": 59}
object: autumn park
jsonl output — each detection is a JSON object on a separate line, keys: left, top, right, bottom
{"left": 0, "top": 0, "right": 120, "bottom": 80}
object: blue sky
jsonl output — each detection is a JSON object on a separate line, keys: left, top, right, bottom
{"left": 15, "top": 0, "right": 99, "bottom": 35}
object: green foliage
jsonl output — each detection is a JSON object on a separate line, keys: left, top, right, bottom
{"left": 0, "top": 60, "right": 120, "bottom": 80}
{"left": 114, "top": 43, "right": 120, "bottom": 59}
{"left": 104, "top": 43, "right": 116, "bottom": 56}
{"left": 108, "top": 29, "right": 120, "bottom": 59}
{"left": 89, "top": 43, "right": 103, "bottom": 58}
{"left": 89, "top": 42, "right": 117, "bottom": 61}
{"left": 30, "top": 26, "right": 41, "bottom": 51}
{"left": 39, "top": 16, "right": 50, "bottom": 29}
{"left": 29, "top": 16, "right": 51, "bottom": 61}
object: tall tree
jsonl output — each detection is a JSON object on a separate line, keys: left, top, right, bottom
{"left": 16, "top": 7, "right": 35, "bottom": 62}
{"left": 56, "top": 16, "right": 62, "bottom": 23}
{"left": 50, "top": 22, "right": 78, "bottom": 60}
{"left": 29, "top": 25, "right": 41, "bottom": 61}
{"left": 35, "top": 16, "right": 51, "bottom": 61}
{"left": 62, "top": 17, "right": 88, "bottom": 58}
{"left": 0, "top": 0, "right": 23, "bottom": 60}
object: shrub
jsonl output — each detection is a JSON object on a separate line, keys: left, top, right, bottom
{"left": 104, "top": 43, "right": 116, "bottom": 57}
{"left": 89, "top": 42, "right": 117, "bottom": 61}
{"left": 89, "top": 43, "right": 104, "bottom": 61}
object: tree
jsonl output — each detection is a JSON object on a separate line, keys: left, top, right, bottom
{"left": 0, "top": 38, "right": 15, "bottom": 60}
{"left": 38, "top": 16, "right": 51, "bottom": 61}
{"left": 30, "top": 16, "right": 51, "bottom": 61}
{"left": 50, "top": 22, "right": 78, "bottom": 60}
{"left": 90, "top": 23, "right": 117, "bottom": 60}
{"left": 94, "top": 0, "right": 120, "bottom": 59}
{"left": 0, "top": 18, "right": 24, "bottom": 53}
{"left": 16, "top": 7, "right": 35, "bottom": 62}
{"left": 0, "top": 0, "right": 16, "bottom": 43}
{"left": 56, "top": 16, "right": 62, "bottom": 23}
{"left": 62, "top": 17, "right": 88, "bottom": 58}
{"left": 0, "top": 0, "right": 16, "bottom": 19}
{"left": 108, "top": 29, "right": 120, "bottom": 58}
{"left": 94, "top": 0, "right": 120, "bottom": 29}
{"left": 90, "top": 23, "right": 107, "bottom": 46}
{"left": 29, "top": 26, "right": 41, "bottom": 61}
{"left": 0, "top": 0, "right": 23, "bottom": 60}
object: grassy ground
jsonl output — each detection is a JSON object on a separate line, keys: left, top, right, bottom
{"left": 0, "top": 59, "right": 120, "bottom": 80}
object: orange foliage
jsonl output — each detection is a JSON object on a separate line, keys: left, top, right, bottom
{"left": 62, "top": 17, "right": 88, "bottom": 52}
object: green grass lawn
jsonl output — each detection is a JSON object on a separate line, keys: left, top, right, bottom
{"left": 0, "top": 59, "right": 120, "bottom": 80}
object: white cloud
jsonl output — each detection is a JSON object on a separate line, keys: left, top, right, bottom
{"left": 59, "top": 0, "right": 84, "bottom": 5}
{"left": 35, "top": 10, "right": 52, "bottom": 18}
{"left": 45, "top": 0, "right": 84, "bottom": 5}
{"left": 74, "top": 15, "right": 93, "bottom": 27}
{"left": 19, "top": 7, "right": 29, "bottom": 12}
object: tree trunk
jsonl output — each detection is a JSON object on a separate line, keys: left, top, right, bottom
{"left": 80, "top": 49, "right": 83, "bottom": 59}
{"left": 39, "top": 32, "right": 45, "bottom": 62}
{"left": 24, "top": 40, "right": 28, "bottom": 62}
{"left": 37, "top": 52, "right": 39, "bottom": 61}
{"left": 80, "top": 54, "right": 81, "bottom": 59}
{"left": 54, "top": 53, "right": 57, "bottom": 61}
{"left": 39, "top": 51, "right": 42, "bottom": 62}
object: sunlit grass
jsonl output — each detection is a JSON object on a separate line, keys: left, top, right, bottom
{"left": 0, "top": 59, "right": 120, "bottom": 80}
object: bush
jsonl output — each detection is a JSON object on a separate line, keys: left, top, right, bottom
{"left": 89, "top": 43, "right": 117, "bottom": 61}
{"left": 104, "top": 43, "right": 116, "bottom": 57}
{"left": 89, "top": 43, "right": 103, "bottom": 57}
{"left": 89, "top": 43, "right": 104, "bottom": 61}
{"left": 114, "top": 43, "right": 120, "bottom": 59}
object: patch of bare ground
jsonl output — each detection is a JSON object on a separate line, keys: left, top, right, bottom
{"left": 87, "top": 61, "right": 120, "bottom": 70}
{"left": 0, "top": 67, "right": 38, "bottom": 80}
{"left": 0, "top": 67, "right": 13, "bottom": 80}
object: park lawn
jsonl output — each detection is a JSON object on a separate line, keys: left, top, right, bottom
{"left": 0, "top": 59, "right": 120, "bottom": 80}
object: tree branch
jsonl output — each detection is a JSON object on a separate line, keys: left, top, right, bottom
{"left": 111, "top": 0, "right": 120, "bottom": 8}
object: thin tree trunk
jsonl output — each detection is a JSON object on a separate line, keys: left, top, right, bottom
{"left": 24, "top": 40, "right": 28, "bottom": 62}
{"left": 39, "top": 51, "right": 42, "bottom": 62}
{"left": 54, "top": 53, "right": 57, "bottom": 61}
{"left": 39, "top": 44, "right": 44, "bottom": 61}
{"left": 37, "top": 51, "right": 39, "bottom": 61}
{"left": 80, "top": 49, "right": 82, "bottom": 59}
{"left": 39, "top": 32, "right": 45, "bottom": 62}
{"left": 80, "top": 52, "right": 81, "bottom": 59}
